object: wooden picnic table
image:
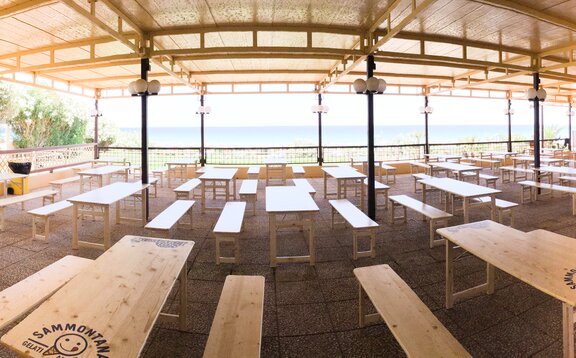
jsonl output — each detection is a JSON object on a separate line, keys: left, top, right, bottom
{"left": 77, "top": 165, "right": 129, "bottom": 192}
{"left": 67, "top": 182, "right": 149, "bottom": 250}
{"left": 428, "top": 161, "right": 482, "bottom": 184}
{"left": 418, "top": 177, "right": 500, "bottom": 223}
{"left": 512, "top": 156, "right": 564, "bottom": 168}
{"left": 91, "top": 156, "right": 127, "bottom": 167}
{"left": 166, "top": 158, "right": 197, "bottom": 188}
{"left": 350, "top": 156, "right": 387, "bottom": 182}
{"left": 264, "top": 157, "right": 288, "bottom": 185}
{"left": 1, "top": 235, "right": 194, "bottom": 358}
{"left": 423, "top": 153, "right": 461, "bottom": 163}
{"left": 437, "top": 220, "right": 576, "bottom": 358}
{"left": 266, "top": 186, "right": 319, "bottom": 267}
{"left": 533, "top": 165, "right": 576, "bottom": 181}
{"left": 480, "top": 151, "right": 517, "bottom": 161}
{"left": 0, "top": 172, "right": 27, "bottom": 197}
{"left": 198, "top": 168, "right": 238, "bottom": 212}
{"left": 322, "top": 166, "right": 366, "bottom": 209}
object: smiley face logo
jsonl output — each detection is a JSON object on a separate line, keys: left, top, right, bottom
{"left": 45, "top": 334, "right": 87, "bottom": 356}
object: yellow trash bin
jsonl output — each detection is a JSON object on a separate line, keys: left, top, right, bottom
{"left": 11, "top": 177, "right": 29, "bottom": 195}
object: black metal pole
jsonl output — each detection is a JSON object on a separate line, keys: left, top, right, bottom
{"left": 541, "top": 104, "right": 545, "bottom": 147}
{"left": 94, "top": 98, "right": 100, "bottom": 159}
{"left": 317, "top": 93, "right": 323, "bottom": 165}
{"left": 424, "top": 95, "right": 430, "bottom": 155}
{"left": 367, "top": 55, "right": 376, "bottom": 220}
{"left": 140, "top": 58, "right": 150, "bottom": 220}
{"left": 507, "top": 99, "right": 512, "bottom": 153}
{"left": 569, "top": 102, "right": 573, "bottom": 151}
{"left": 200, "top": 94, "right": 206, "bottom": 166}
{"left": 533, "top": 73, "right": 541, "bottom": 173}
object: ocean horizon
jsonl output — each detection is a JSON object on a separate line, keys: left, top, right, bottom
{"left": 119, "top": 124, "right": 547, "bottom": 147}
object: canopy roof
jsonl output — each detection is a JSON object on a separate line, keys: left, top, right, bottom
{"left": 0, "top": 0, "right": 575, "bottom": 101}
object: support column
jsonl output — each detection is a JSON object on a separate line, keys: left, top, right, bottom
{"left": 506, "top": 98, "right": 512, "bottom": 153}
{"left": 317, "top": 93, "right": 323, "bottom": 165}
{"left": 140, "top": 58, "right": 150, "bottom": 220}
{"left": 93, "top": 98, "right": 100, "bottom": 159}
{"left": 533, "top": 73, "right": 541, "bottom": 173}
{"left": 569, "top": 101, "right": 573, "bottom": 151}
{"left": 424, "top": 95, "right": 430, "bottom": 155}
{"left": 541, "top": 104, "right": 545, "bottom": 147}
{"left": 366, "top": 55, "right": 376, "bottom": 220}
{"left": 200, "top": 94, "right": 206, "bottom": 166}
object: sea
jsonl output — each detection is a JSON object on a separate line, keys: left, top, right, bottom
{"left": 119, "top": 124, "right": 542, "bottom": 147}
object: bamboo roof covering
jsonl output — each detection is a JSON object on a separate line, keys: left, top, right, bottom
{"left": 0, "top": 0, "right": 575, "bottom": 101}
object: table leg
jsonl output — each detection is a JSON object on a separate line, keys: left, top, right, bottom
{"left": 266, "top": 165, "right": 270, "bottom": 186}
{"left": 72, "top": 204, "right": 78, "bottom": 250}
{"left": 142, "top": 188, "right": 147, "bottom": 224}
{"left": 463, "top": 197, "right": 469, "bottom": 223}
{"left": 422, "top": 183, "right": 427, "bottom": 203}
{"left": 225, "top": 179, "right": 230, "bottom": 202}
{"left": 179, "top": 263, "right": 188, "bottom": 330}
{"left": 168, "top": 165, "right": 172, "bottom": 188}
{"left": 360, "top": 182, "right": 365, "bottom": 212}
{"left": 201, "top": 180, "right": 206, "bottom": 213}
{"left": 562, "top": 303, "right": 575, "bottom": 358}
{"left": 337, "top": 179, "right": 342, "bottom": 199}
{"left": 445, "top": 239, "right": 455, "bottom": 309}
{"left": 269, "top": 214, "right": 277, "bottom": 267}
{"left": 103, "top": 206, "right": 111, "bottom": 249}
{"left": 323, "top": 172, "right": 327, "bottom": 199}
{"left": 80, "top": 175, "right": 85, "bottom": 193}
{"left": 98, "top": 175, "right": 103, "bottom": 187}
{"left": 233, "top": 178, "right": 237, "bottom": 200}
{"left": 309, "top": 214, "right": 316, "bottom": 266}
{"left": 486, "top": 263, "right": 495, "bottom": 294}
{"left": 476, "top": 171, "right": 480, "bottom": 184}
{"left": 490, "top": 195, "right": 496, "bottom": 220}
{"left": 115, "top": 201, "right": 120, "bottom": 224}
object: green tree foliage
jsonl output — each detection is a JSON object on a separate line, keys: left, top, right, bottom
{"left": 0, "top": 83, "right": 16, "bottom": 123}
{"left": 9, "top": 89, "right": 87, "bottom": 148}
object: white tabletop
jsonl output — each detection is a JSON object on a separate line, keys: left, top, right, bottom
{"left": 266, "top": 186, "right": 319, "bottom": 213}
{"left": 352, "top": 157, "right": 382, "bottom": 163}
{"left": 513, "top": 156, "right": 563, "bottom": 163}
{"left": 482, "top": 151, "right": 518, "bottom": 156}
{"left": 166, "top": 158, "right": 197, "bottom": 165}
{"left": 534, "top": 166, "right": 576, "bottom": 175}
{"left": 79, "top": 165, "right": 129, "bottom": 176}
{"left": 429, "top": 162, "right": 481, "bottom": 171}
{"left": 424, "top": 154, "right": 462, "bottom": 160}
{"left": 0, "top": 173, "right": 27, "bottom": 180}
{"left": 418, "top": 177, "right": 501, "bottom": 197}
{"left": 67, "top": 182, "right": 149, "bottom": 205}
{"left": 93, "top": 157, "right": 125, "bottom": 163}
{"left": 264, "top": 157, "right": 288, "bottom": 165}
{"left": 322, "top": 166, "right": 367, "bottom": 179}
{"left": 199, "top": 168, "right": 238, "bottom": 180}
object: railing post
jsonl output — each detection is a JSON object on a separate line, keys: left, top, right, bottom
{"left": 506, "top": 98, "right": 513, "bottom": 153}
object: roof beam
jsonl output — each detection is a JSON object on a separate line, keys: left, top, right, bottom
{"left": 470, "top": 0, "right": 576, "bottom": 32}
{"left": 0, "top": 0, "right": 58, "bottom": 20}
{"left": 151, "top": 23, "right": 362, "bottom": 37}
{"left": 17, "top": 58, "right": 140, "bottom": 74}
{"left": 152, "top": 46, "right": 362, "bottom": 58}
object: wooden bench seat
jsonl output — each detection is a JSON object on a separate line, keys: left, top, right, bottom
{"left": 389, "top": 194, "right": 452, "bottom": 248}
{"left": 292, "top": 178, "right": 316, "bottom": 197}
{"left": 0, "top": 189, "right": 57, "bottom": 231}
{"left": 247, "top": 165, "right": 260, "bottom": 179}
{"left": 472, "top": 196, "right": 518, "bottom": 227}
{"left": 329, "top": 199, "right": 378, "bottom": 259}
{"left": 291, "top": 165, "right": 305, "bottom": 178}
{"left": 174, "top": 178, "right": 201, "bottom": 200}
{"left": 28, "top": 200, "right": 72, "bottom": 240}
{"left": 412, "top": 173, "right": 433, "bottom": 192}
{"left": 0, "top": 255, "right": 93, "bottom": 330}
{"left": 354, "top": 264, "right": 471, "bottom": 357}
{"left": 49, "top": 176, "right": 80, "bottom": 199}
{"left": 380, "top": 163, "right": 396, "bottom": 184}
{"left": 363, "top": 178, "right": 389, "bottom": 209}
{"left": 203, "top": 275, "right": 265, "bottom": 358}
{"left": 145, "top": 200, "right": 194, "bottom": 238}
{"left": 213, "top": 202, "right": 246, "bottom": 264}
{"left": 239, "top": 179, "right": 258, "bottom": 215}
{"left": 518, "top": 180, "right": 576, "bottom": 215}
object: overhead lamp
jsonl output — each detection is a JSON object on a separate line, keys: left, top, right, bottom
{"left": 504, "top": 108, "right": 514, "bottom": 115}
{"left": 311, "top": 104, "right": 329, "bottom": 113}
{"left": 90, "top": 108, "right": 102, "bottom": 117}
{"left": 353, "top": 77, "right": 387, "bottom": 94}
{"left": 196, "top": 105, "right": 211, "bottom": 114}
{"left": 567, "top": 110, "right": 575, "bottom": 116}
{"left": 526, "top": 87, "right": 547, "bottom": 102}
{"left": 419, "top": 106, "right": 433, "bottom": 114}
{"left": 127, "top": 79, "right": 161, "bottom": 96}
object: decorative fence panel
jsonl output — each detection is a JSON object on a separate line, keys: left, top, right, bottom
{"left": 0, "top": 144, "right": 95, "bottom": 173}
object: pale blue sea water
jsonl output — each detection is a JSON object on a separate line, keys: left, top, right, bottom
{"left": 120, "top": 124, "right": 542, "bottom": 147}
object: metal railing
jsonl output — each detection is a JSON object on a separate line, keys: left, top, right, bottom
{"left": 0, "top": 143, "right": 96, "bottom": 173}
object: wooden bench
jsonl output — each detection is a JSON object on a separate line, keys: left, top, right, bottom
{"left": 247, "top": 165, "right": 260, "bottom": 179}
{"left": 174, "top": 178, "right": 201, "bottom": 200}
{"left": 49, "top": 176, "right": 80, "bottom": 199}
{"left": 411, "top": 173, "right": 433, "bottom": 192}
{"left": 213, "top": 202, "right": 246, "bottom": 264}
{"left": 471, "top": 157, "right": 501, "bottom": 172}
{"left": 363, "top": 178, "right": 389, "bottom": 209}
{"left": 457, "top": 172, "right": 498, "bottom": 188}
{"left": 28, "top": 200, "right": 73, "bottom": 240}
{"left": 152, "top": 166, "right": 168, "bottom": 187}
{"left": 389, "top": 195, "right": 452, "bottom": 248}
{"left": 501, "top": 166, "right": 534, "bottom": 183}
{"left": 0, "top": 255, "right": 93, "bottom": 330}
{"left": 353, "top": 264, "right": 471, "bottom": 357}
{"left": 203, "top": 275, "right": 265, "bottom": 358}
{"left": 239, "top": 179, "right": 258, "bottom": 215}
{"left": 145, "top": 200, "right": 194, "bottom": 238}
{"left": 472, "top": 196, "right": 518, "bottom": 227}
{"left": 518, "top": 180, "right": 576, "bottom": 215}
{"left": 380, "top": 163, "right": 396, "bottom": 184}
{"left": 292, "top": 178, "right": 316, "bottom": 197}
{"left": 559, "top": 176, "right": 576, "bottom": 186}
{"left": 410, "top": 161, "right": 430, "bottom": 174}
{"left": 291, "top": 165, "right": 305, "bottom": 178}
{"left": 329, "top": 199, "right": 378, "bottom": 259}
{"left": 0, "top": 189, "right": 57, "bottom": 231}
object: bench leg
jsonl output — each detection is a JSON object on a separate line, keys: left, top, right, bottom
{"left": 446, "top": 239, "right": 456, "bottom": 309}
{"left": 179, "top": 263, "right": 187, "bottom": 330}
{"left": 562, "top": 303, "right": 575, "bottom": 358}
{"left": 215, "top": 235, "right": 222, "bottom": 265}
{"left": 429, "top": 219, "right": 447, "bottom": 248}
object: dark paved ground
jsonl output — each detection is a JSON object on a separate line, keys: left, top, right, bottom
{"left": 0, "top": 169, "right": 574, "bottom": 357}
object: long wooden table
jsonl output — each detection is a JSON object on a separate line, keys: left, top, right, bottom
{"left": 67, "top": 182, "right": 149, "bottom": 250}
{"left": 91, "top": 157, "right": 127, "bottom": 167}
{"left": 350, "top": 156, "right": 384, "bottom": 182}
{"left": 424, "top": 153, "right": 461, "bottom": 163}
{"left": 533, "top": 165, "right": 576, "bottom": 182}
{"left": 166, "top": 158, "right": 197, "bottom": 188}
{"left": 437, "top": 220, "right": 576, "bottom": 357}
{"left": 512, "top": 156, "right": 564, "bottom": 168}
{"left": 264, "top": 157, "right": 288, "bottom": 185}
{"left": 428, "top": 161, "right": 482, "bottom": 184}
{"left": 78, "top": 165, "right": 129, "bottom": 192}
{"left": 1, "top": 235, "right": 194, "bottom": 358}
{"left": 198, "top": 168, "right": 238, "bottom": 212}
{"left": 418, "top": 177, "right": 500, "bottom": 223}
{"left": 266, "top": 186, "right": 319, "bottom": 267}
{"left": 322, "top": 166, "right": 366, "bottom": 209}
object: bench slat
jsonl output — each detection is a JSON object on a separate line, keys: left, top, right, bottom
{"left": 28, "top": 200, "right": 72, "bottom": 216}
{"left": 247, "top": 166, "right": 260, "bottom": 174}
{"left": 214, "top": 202, "right": 246, "bottom": 234}
{"left": 173, "top": 178, "right": 201, "bottom": 193}
{"left": 145, "top": 200, "right": 195, "bottom": 230}
{"left": 329, "top": 199, "right": 378, "bottom": 229}
{"left": 363, "top": 178, "right": 390, "bottom": 190}
{"left": 50, "top": 176, "right": 80, "bottom": 185}
{"left": 203, "top": 275, "right": 265, "bottom": 358}
{"left": 292, "top": 178, "right": 316, "bottom": 194}
{"left": 239, "top": 180, "right": 258, "bottom": 194}
{"left": 291, "top": 165, "right": 305, "bottom": 174}
{"left": 0, "top": 255, "right": 92, "bottom": 330}
{"left": 519, "top": 180, "right": 576, "bottom": 194}
{"left": 354, "top": 265, "right": 471, "bottom": 357}
{"left": 0, "top": 189, "right": 56, "bottom": 207}
{"left": 389, "top": 195, "right": 452, "bottom": 219}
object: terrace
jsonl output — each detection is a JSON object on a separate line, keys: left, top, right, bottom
{"left": 0, "top": 0, "right": 576, "bottom": 357}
